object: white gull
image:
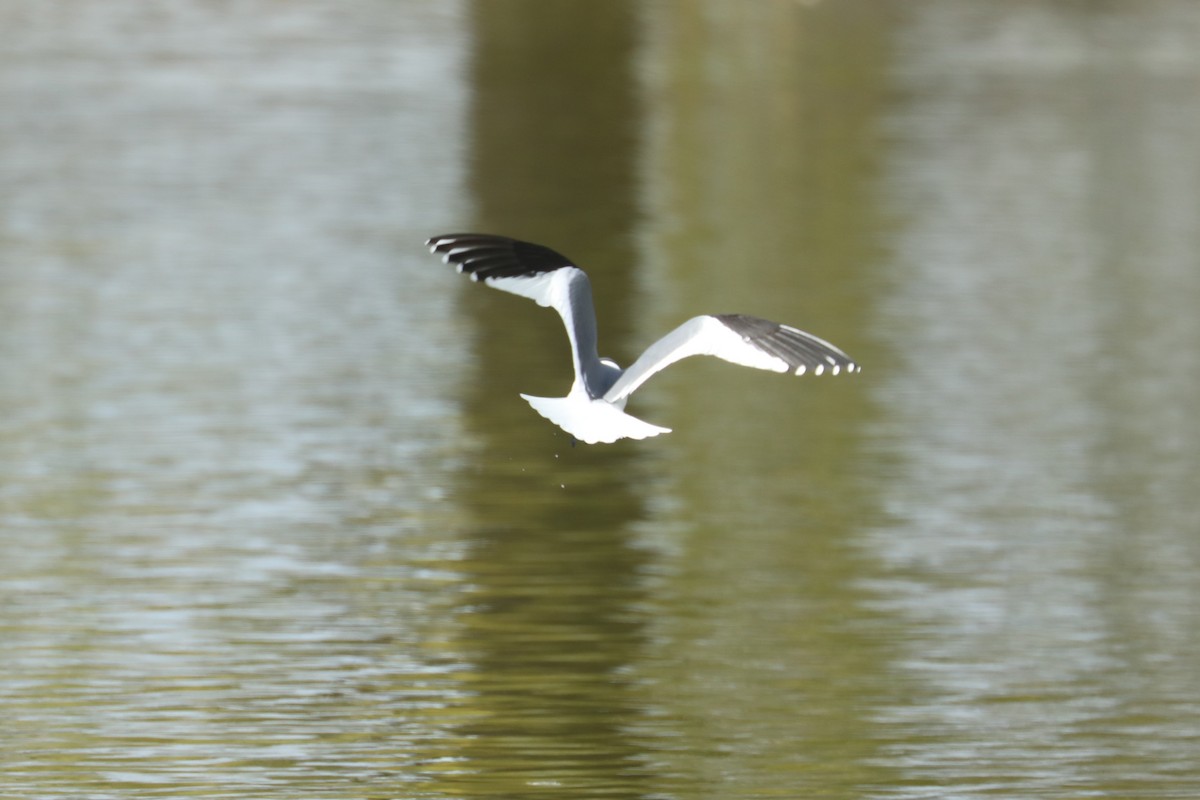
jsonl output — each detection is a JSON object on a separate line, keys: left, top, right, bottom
{"left": 427, "top": 233, "right": 861, "bottom": 444}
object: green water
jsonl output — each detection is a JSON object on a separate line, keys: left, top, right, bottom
{"left": 3, "top": 1, "right": 1199, "bottom": 797}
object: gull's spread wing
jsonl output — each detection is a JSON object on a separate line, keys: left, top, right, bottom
{"left": 427, "top": 233, "right": 603, "bottom": 390}
{"left": 604, "top": 313, "right": 859, "bottom": 403}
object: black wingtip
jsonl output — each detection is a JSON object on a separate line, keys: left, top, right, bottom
{"left": 425, "top": 233, "right": 577, "bottom": 282}
{"left": 714, "top": 313, "right": 860, "bottom": 376}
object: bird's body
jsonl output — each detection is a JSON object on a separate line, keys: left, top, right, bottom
{"left": 427, "top": 233, "right": 860, "bottom": 444}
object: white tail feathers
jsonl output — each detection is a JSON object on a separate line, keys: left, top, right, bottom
{"left": 520, "top": 393, "right": 671, "bottom": 444}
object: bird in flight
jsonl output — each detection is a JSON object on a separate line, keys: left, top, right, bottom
{"left": 427, "top": 233, "right": 860, "bottom": 444}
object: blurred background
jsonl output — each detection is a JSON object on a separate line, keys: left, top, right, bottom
{"left": 2, "top": 1, "right": 1199, "bottom": 797}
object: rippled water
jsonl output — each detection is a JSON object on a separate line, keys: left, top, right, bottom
{"left": 3, "top": 2, "right": 1199, "bottom": 798}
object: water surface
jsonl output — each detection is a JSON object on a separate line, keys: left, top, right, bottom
{"left": 2, "top": 2, "right": 1199, "bottom": 798}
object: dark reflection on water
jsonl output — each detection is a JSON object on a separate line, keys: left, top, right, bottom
{"left": 626, "top": 4, "right": 909, "bottom": 795}
{"left": 439, "top": 4, "right": 664, "bottom": 797}
{"left": 4, "top": 1, "right": 1200, "bottom": 799}
{"left": 445, "top": 480, "right": 658, "bottom": 796}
